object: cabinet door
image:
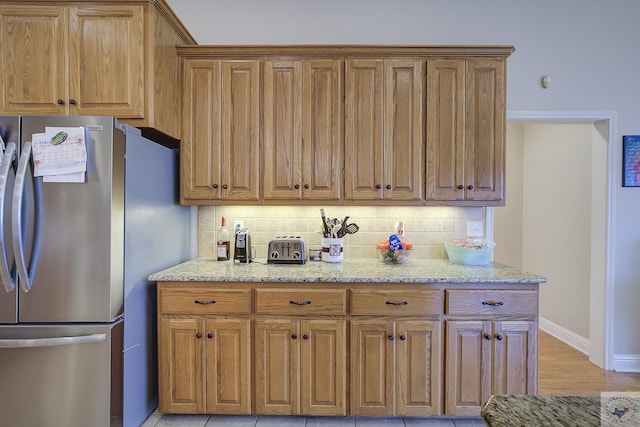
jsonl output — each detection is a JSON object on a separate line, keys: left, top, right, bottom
{"left": 350, "top": 320, "right": 395, "bottom": 416}
{"left": 445, "top": 320, "right": 492, "bottom": 416}
{"left": 300, "top": 320, "right": 346, "bottom": 416}
{"left": 492, "top": 320, "right": 537, "bottom": 395}
{"left": 396, "top": 320, "right": 442, "bottom": 416}
{"left": 344, "top": 59, "right": 384, "bottom": 200}
{"left": 425, "top": 59, "right": 465, "bottom": 201}
{"left": 181, "top": 59, "right": 222, "bottom": 201}
{"left": 205, "top": 319, "right": 251, "bottom": 414}
{"left": 0, "top": 6, "right": 67, "bottom": 114}
{"left": 221, "top": 60, "right": 260, "bottom": 201}
{"left": 383, "top": 60, "right": 424, "bottom": 201}
{"left": 464, "top": 58, "right": 505, "bottom": 202}
{"left": 69, "top": 5, "right": 144, "bottom": 117}
{"left": 255, "top": 319, "right": 300, "bottom": 415}
{"left": 263, "top": 60, "right": 303, "bottom": 200}
{"left": 302, "top": 59, "right": 343, "bottom": 200}
{"left": 158, "top": 318, "right": 204, "bottom": 413}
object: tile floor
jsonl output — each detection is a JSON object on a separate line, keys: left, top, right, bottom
{"left": 139, "top": 412, "right": 485, "bottom": 427}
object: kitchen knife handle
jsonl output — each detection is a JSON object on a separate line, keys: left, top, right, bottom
{"left": 290, "top": 300, "right": 311, "bottom": 305}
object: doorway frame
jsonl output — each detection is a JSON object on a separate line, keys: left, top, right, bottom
{"left": 489, "top": 110, "right": 617, "bottom": 370}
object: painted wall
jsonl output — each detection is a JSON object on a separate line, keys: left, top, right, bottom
{"left": 496, "top": 124, "right": 593, "bottom": 341}
{"left": 165, "top": 0, "right": 640, "bottom": 362}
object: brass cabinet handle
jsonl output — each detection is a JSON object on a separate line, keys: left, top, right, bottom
{"left": 482, "top": 300, "right": 504, "bottom": 306}
{"left": 290, "top": 300, "right": 311, "bottom": 305}
{"left": 386, "top": 301, "right": 408, "bottom": 306}
{"left": 194, "top": 299, "right": 216, "bottom": 305}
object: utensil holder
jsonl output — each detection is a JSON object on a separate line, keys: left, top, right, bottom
{"left": 321, "top": 237, "right": 343, "bottom": 263}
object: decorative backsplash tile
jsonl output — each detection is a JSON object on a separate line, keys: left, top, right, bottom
{"left": 199, "top": 205, "right": 485, "bottom": 260}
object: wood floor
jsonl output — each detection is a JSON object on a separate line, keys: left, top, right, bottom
{"left": 141, "top": 331, "right": 640, "bottom": 426}
{"left": 538, "top": 330, "right": 640, "bottom": 395}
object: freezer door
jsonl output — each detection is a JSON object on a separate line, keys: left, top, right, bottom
{"left": 18, "top": 116, "right": 123, "bottom": 322}
{"left": 0, "top": 321, "right": 123, "bottom": 427}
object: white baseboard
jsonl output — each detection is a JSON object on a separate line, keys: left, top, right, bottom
{"left": 611, "top": 354, "right": 640, "bottom": 373}
{"left": 539, "top": 317, "right": 590, "bottom": 355}
{"left": 539, "top": 317, "right": 640, "bottom": 372}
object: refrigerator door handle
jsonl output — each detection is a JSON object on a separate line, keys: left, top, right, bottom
{"left": 12, "top": 142, "right": 43, "bottom": 293}
{"left": 0, "top": 333, "right": 107, "bottom": 348}
{"left": 0, "top": 142, "right": 17, "bottom": 292}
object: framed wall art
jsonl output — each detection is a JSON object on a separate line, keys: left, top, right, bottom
{"left": 623, "top": 135, "right": 640, "bottom": 187}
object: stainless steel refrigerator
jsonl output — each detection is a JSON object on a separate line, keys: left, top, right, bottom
{"left": 0, "top": 116, "right": 196, "bottom": 426}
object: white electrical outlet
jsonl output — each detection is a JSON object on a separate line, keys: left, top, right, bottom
{"left": 467, "top": 221, "right": 484, "bottom": 237}
{"left": 233, "top": 219, "right": 244, "bottom": 234}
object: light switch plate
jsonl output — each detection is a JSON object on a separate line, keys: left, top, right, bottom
{"left": 467, "top": 221, "right": 484, "bottom": 237}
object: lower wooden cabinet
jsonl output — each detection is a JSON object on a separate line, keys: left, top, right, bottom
{"left": 350, "top": 319, "right": 442, "bottom": 416}
{"left": 255, "top": 319, "right": 346, "bottom": 416}
{"left": 157, "top": 282, "right": 538, "bottom": 418}
{"left": 158, "top": 318, "right": 251, "bottom": 414}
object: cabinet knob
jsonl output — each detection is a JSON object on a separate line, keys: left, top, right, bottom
{"left": 207, "top": 333, "right": 214, "bottom": 339}
{"left": 304, "top": 184, "right": 310, "bottom": 189}
{"left": 386, "top": 301, "right": 408, "bottom": 306}
{"left": 212, "top": 183, "right": 219, "bottom": 189}
{"left": 386, "top": 184, "right": 392, "bottom": 190}
{"left": 376, "top": 184, "right": 382, "bottom": 189}
{"left": 222, "top": 184, "right": 228, "bottom": 190}
{"left": 303, "top": 334, "right": 309, "bottom": 340}
{"left": 291, "top": 333, "right": 298, "bottom": 340}
{"left": 495, "top": 334, "right": 503, "bottom": 341}
{"left": 388, "top": 334, "right": 395, "bottom": 341}
{"left": 457, "top": 185, "right": 464, "bottom": 190}
{"left": 484, "top": 334, "right": 492, "bottom": 340}
{"left": 56, "top": 99, "right": 65, "bottom": 105}
{"left": 69, "top": 98, "right": 77, "bottom": 105}
{"left": 194, "top": 299, "right": 216, "bottom": 305}
{"left": 468, "top": 185, "right": 474, "bottom": 190}
{"left": 196, "top": 333, "right": 202, "bottom": 339}
{"left": 294, "top": 184, "right": 300, "bottom": 189}
{"left": 290, "top": 300, "right": 311, "bottom": 305}
{"left": 399, "top": 335, "right": 406, "bottom": 341}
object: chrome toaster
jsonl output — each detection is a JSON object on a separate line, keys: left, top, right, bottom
{"left": 267, "top": 236, "right": 307, "bottom": 264}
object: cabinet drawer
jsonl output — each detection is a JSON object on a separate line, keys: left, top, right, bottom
{"left": 255, "top": 289, "right": 346, "bottom": 315}
{"left": 159, "top": 288, "right": 251, "bottom": 315}
{"left": 350, "top": 290, "right": 443, "bottom": 316}
{"left": 446, "top": 290, "right": 538, "bottom": 315}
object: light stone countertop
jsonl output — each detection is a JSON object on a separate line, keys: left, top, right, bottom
{"left": 149, "top": 257, "right": 547, "bottom": 284}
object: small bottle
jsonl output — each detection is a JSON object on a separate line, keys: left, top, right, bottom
{"left": 216, "top": 216, "right": 230, "bottom": 261}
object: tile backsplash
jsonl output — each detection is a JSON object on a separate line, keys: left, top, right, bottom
{"left": 199, "top": 206, "right": 486, "bottom": 260}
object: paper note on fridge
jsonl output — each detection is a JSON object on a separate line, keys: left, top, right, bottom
{"left": 31, "top": 127, "right": 87, "bottom": 182}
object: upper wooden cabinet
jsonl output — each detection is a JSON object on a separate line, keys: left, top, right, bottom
{"left": 345, "top": 59, "right": 424, "bottom": 202}
{"left": 0, "top": 1, "right": 195, "bottom": 138}
{"left": 177, "top": 45, "right": 513, "bottom": 206}
{"left": 181, "top": 59, "right": 261, "bottom": 203}
{"left": 426, "top": 58, "right": 506, "bottom": 204}
{"left": 263, "top": 59, "right": 343, "bottom": 201}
